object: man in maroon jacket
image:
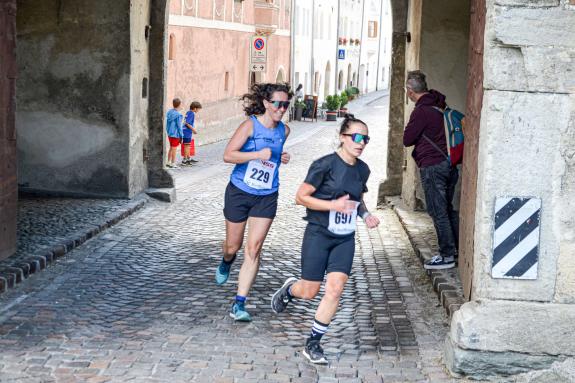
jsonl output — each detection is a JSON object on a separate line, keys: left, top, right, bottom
{"left": 403, "top": 70, "right": 459, "bottom": 270}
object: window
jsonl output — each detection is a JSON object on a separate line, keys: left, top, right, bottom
{"left": 168, "top": 34, "right": 176, "bottom": 60}
{"left": 224, "top": 72, "right": 230, "bottom": 91}
{"left": 368, "top": 21, "right": 378, "bottom": 38}
{"left": 142, "top": 77, "right": 148, "bottom": 99}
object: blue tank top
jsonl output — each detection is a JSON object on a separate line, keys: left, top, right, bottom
{"left": 230, "top": 116, "right": 286, "bottom": 195}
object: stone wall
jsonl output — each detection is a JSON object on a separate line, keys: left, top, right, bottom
{"left": 129, "top": 0, "right": 151, "bottom": 196}
{"left": 16, "top": 0, "right": 139, "bottom": 197}
{"left": 0, "top": 0, "right": 17, "bottom": 261}
{"left": 447, "top": 0, "right": 575, "bottom": 378}
{"left": 378, "top": 0, "right": 408, "bottom": 199}
{"left": 459, "top": 0, "right": 486, "bottom": 300}
{"left": 473, "top": 0, "right": 575, "bottom": 303}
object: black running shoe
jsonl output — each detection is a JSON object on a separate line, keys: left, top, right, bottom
{"left": 271, "top": 277, "right": 297, "bottom": 314}
{"left": 303, "top": 339, "right": 328, "bottom": 364}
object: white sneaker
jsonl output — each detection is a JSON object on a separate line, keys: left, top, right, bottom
{"left": 424, "top": 255, "right": 455, "bottom": 270}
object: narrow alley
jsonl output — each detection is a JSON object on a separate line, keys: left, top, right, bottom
{"left": 0, "top": 94, "right": 461, "bottom": 382}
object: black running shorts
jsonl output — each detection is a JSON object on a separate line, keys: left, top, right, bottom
{"left": 301, "top": 224, "right": 355, "bottom": 281}
{"left": 223, "top": 182, "right": 278, "bottom": 223}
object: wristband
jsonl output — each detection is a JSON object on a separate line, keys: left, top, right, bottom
{"left": 361, "top": 212, "right": 371, "bottom": 220}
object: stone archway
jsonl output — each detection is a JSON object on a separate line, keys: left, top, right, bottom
{"left": 275, "top": 67, "right": 286, "bottom": 83}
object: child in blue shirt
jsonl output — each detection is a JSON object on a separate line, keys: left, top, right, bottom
{"left": 166, "top": 98, "right": 183, "bottom": 168}
{"left": 182, "top": 101, "right": 202, "bottom": 165}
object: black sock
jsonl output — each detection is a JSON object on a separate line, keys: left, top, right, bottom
{"left": 286, "top": 285, "right": 294, "bottom": 299}
{"left": 223, "top": 254, "right": 236, "bottom": 265}
{"left": 309, "top": 319, "right": 329, "bottom": 341}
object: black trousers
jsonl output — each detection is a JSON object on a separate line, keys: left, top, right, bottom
{"left": 420, "top": 160, "right": 459, "bottom": 258}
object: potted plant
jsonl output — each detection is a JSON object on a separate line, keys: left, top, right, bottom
{"left": 338, "top": 92, "right": 349, "bottom": 117}
{"left": 345, "top": 87, "right": 355, "bottom": 100}
{"left": 294, "top": 100, "right": 306, "bottom": 121}
{"left": 346, "top": 86, "right": 360, "bottom": 99}
{"left": 325, "top": 95, "right": 340, "bottom": 121}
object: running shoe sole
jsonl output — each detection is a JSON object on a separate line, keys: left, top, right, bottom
{"left": 270, "top": 277, "right": 298, "bottom": 314}
{"left": 302, "top": 349, "right": 327, "bottom": 364}
{"left": 229, "top": 311, "right": 251, "bottom": 322}
{"left": 423, "top": 262, "right": 455, "bottom": 270}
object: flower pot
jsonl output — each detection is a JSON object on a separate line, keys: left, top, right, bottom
{"left": 294, "top": 106, "right": 304, "bottom": 121}
{"left": 326, "top": 111, "right": 338, "bottom": 121}
{"left": 338, "top": 108, "right": 348, "bottom": 117}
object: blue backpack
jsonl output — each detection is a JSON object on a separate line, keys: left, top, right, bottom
{"left": 432, "top": 106, "right": 465, "bottom": 166}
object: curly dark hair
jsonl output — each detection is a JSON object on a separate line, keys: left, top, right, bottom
{"left": 241, "top": 83, "right": 293, "bottom": 116}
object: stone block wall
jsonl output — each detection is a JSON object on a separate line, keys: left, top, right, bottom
{"left": 473, "top": 0, "right": 575, "bottom": 303}
{"left": 15, "top": 0, "right": 137, "bottom": 197}
{"left": 447, "top": 0, "right": 575, "bottom": 378}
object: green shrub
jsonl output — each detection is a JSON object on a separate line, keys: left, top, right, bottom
{"left": 346, "top": 86, "right": 359, "bottom": 96}
{"left": 325, "top": 95, "right": 340, "bottom": 111}
{"left": 339, "top": 93, "right": 349, "bottom": 108}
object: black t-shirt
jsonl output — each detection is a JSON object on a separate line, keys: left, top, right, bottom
{"left": 303, "top": 152, "right": 370, "bottom": 229}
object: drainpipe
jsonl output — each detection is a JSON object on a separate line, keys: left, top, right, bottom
{"left": 357, "top": 0, "right": 366, "bottom": 93}
{"left": 375, "top": 0, "right": 384, "bottom": 90}
{"left": 334, "top": 0, "right": 341, "bottom": 93}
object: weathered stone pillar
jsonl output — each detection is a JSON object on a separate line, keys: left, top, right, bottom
{"left": 148, "top": 0, "right": 174, "bottom": 189}
{"left": 0, "top": 0, "right": 17, "bottom": 261}
{"left": 446, "top": 0, "right": 575, "bottom": 378}
{"left": 378, "top": 0, "right": 408, "bottom": 201}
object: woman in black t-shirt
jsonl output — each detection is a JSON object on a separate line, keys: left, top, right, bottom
{"left": 271, "top": 114, "right": 380, "bottom": 364}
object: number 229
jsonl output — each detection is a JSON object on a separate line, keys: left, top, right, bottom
{"left": 250, "top": 168, "right": 270, "bottom": 184}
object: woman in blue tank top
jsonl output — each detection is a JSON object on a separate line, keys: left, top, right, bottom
{"left": 215, "top": 83, "right": 292, "bottom": 322}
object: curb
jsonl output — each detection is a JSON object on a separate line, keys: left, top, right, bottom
{"left": 385, "top": 196, "right": 466, "bottom": 318}
{"left": 0, "top": 198, "right": 148, "bottom": 294}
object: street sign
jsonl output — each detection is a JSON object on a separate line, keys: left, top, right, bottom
{"left": 251, "top": 63, "right": 266, "bottom": 72}
{"left": 338, "top": 49, "right": 345, "bottom": 60}
{"left": 250, "top": 36, "right": 267, "bottom": 65}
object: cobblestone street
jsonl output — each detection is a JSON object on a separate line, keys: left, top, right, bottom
{"left": 0, "top": 94, "right": 466, "bottom": 382}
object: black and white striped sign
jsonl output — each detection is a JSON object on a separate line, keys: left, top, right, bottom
{"left": 492, "top": 197, "right": 541, "bottom": 279}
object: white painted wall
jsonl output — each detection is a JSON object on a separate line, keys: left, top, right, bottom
{"left": 293, "top": 0, "right": 313, "bottom": 95}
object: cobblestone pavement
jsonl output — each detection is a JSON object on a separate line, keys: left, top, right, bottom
{"left": 384, "top": 197, "right": 465, "bottom": 318}
{"left": 0, "top": 93, "right": 471, "bottom": 382}
{"left": 0, "top": 196, "right": 146, "bottom": 292}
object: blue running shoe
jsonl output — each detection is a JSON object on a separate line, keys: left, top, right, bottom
{"left": 230, "top": 302, "right": 252, "bottom": 322}
{"left": 215, "top": 260, "right": 232, "bottom": 285}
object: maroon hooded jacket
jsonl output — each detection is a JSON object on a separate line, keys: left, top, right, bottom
{"left": 403, "top": 89, "right": 448, "bottom": 168}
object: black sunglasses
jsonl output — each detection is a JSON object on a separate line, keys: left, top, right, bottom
{"left": 343, "top": 133, "right": 370, "bottom": 144}
{"left": 268, "top": 100, "right": 291, "bottom": 109}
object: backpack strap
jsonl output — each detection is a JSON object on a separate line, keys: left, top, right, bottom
{"left": 428, "top": 105, "right": 452, "bottom": 163}
{"left": 422, "top": 133, "right": 449, "bottom": 161}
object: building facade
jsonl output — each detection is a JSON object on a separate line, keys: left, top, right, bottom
{"left": 292, "top": 0, "right": 390, "bottom": 107}
{"left": 166, "top": 0, "right": 292, "bottom": 146}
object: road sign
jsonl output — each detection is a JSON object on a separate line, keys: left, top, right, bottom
{"left": 250, "top": 35, "right": 267, "bottom": 67}
{"left": 251, "top": 63, "right": 266, "bottom": 72}
{"left": 338, "top": 49, "right": 345, "bottom": 60}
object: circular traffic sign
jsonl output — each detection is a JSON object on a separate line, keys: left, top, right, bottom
{"left": 254, "top": 38, "right": 265, "bottom": 51}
